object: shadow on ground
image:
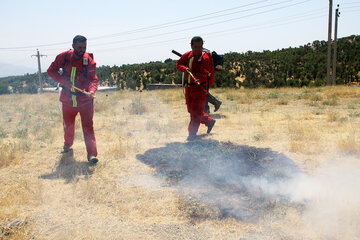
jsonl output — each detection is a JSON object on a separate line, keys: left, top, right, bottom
{"left": 137, "top": 139, "right": 304, "bottom": 221}
{"left": 208, "top": 113, "right": 226, "bottom": 119}
{"left": 40, "top": 150, "right": 94, "bottom": 184}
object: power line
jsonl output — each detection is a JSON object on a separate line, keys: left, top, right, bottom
{"left": 205, "top": 13, "right": 327, "bottom": 38}
{"left": 3, "top": 3, "right": 325, "bottom": 55}
{"left": 91, "top": 0, "right": 271, "bottom": 40}
{"left": 91, "top": 10, "right": 327, "bottom": 53}
{"left": 340, "top": 5, "right": 360, "bottom": 9}
{"left": 343, "top": 9, "right": 360, "bottom": 12}
{"left": 89, "top": 0, "right": 295, "bottom": 47}
{"left": 86, "top": 0, "right": 313, "bottom": 48}
{"left": 105, "top": 15, "right": 327, "bottom": 52}
{"left": 92, "top": 37, "right": 189, "bottom": 52}
{"left": 341, "top": 1, "right": 360, "bottom": 3}
{"left": 0, "top": 0, "right": 272, "bottom": 50}
{"left": 0, "top": 41, "right": 69, "bottom": 50}
{"left": 0, "top": 0, "right": 312, "bottom": 50}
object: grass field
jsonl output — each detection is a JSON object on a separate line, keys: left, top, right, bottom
{"left": 0, "top": 86, "right": 360, "bottom": 239}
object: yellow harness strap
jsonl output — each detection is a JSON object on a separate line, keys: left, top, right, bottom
{"left": 188, "top": 56, "right": 194, "bottom": 84}
{"left": 70, "top": 67, "right": 77, "bottom": 107}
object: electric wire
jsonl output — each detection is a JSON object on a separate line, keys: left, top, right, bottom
{"left": 0, "top": 0, "right": 312, "bottom": 50}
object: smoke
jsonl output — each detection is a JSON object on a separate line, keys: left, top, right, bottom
{"left": 137, "top": 140, "right": 360, "bottom": 238}
{"left": 290, "top": 159, "right": 360, "bottom": 239}
{"left": 244, "top": 157, "right": 360, "bottom": 238}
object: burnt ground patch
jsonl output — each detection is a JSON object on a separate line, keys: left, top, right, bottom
{"left": 137, "top": 139, "right": 304, "bottom": 221}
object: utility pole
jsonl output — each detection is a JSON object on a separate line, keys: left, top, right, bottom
{"left": 327, "top": 0, "right": 333, "bottom": 86}
{"left": 332, "top": 5, "right": 340, "bottom": 85}
{"left": 31, "top": 49, "right": 47, "bottom": 93}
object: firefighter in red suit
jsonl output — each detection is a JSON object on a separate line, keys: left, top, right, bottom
{"left": 176, "top": 36, "right": 216, "bottom": 141}
{"left": 47, "top": 35, "right": 99, "bottom": 164}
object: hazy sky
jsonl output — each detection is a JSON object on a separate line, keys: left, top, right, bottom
{"left": 0, "top": 0, "right": 359, "bottom": 77}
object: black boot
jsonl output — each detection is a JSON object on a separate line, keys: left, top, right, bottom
{"left": 214, "top": 99, "right": 222, "bottom": 112}
{"left": 207, "top": 92, "right": 222, "bottom": 112}
{"left": 62, "top": 145, "right": 72, "bottom": 153}
{"left": 88, "top": 155, "right": 99, "bottom": 165}
{"left": 207, "top": 120, "right": 216, "bottom": 134}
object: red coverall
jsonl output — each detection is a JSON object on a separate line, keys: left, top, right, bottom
{"left": 47, "top": 50, "right": 98, "bottom": 157}
{"left": 176, "top": 51, "right": 215, "bottom": 136}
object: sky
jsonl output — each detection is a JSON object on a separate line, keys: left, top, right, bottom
{"left": 0, "top": 0, "right": 359, "bottom": 77}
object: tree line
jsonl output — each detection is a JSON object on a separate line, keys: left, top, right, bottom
{"left": 226, "top": 35, "right": 360, "bottom": 88}
{"left": 0, "top": 35, "right": 359, "bottom": 94}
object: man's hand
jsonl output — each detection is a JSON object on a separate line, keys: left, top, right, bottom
{"left": 185, "top": 69, "right": 200, "bottom": 85}
{"left": 85, "top": 91, "right": 95, "bottom": 99}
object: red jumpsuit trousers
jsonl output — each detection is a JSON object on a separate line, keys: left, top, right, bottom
{"left": 185, "top": 85, "right": 213, "bottom": 135}
{"left": 62, "top": 102, "right": 97, "bottom": 157}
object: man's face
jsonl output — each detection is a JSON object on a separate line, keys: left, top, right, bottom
{"left": 72, "top": 41, "right": 87, "bottom": 59}
{"left": 191, "top": 41, "right": 203, "bottom": 56}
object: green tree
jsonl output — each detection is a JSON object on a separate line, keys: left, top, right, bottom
{"left": 0, "top": 81, "right": 10, "bottom": 94}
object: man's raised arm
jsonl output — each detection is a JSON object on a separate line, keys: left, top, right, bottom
{"left": 47, "top": 52, "right": 69, "bottom": 87}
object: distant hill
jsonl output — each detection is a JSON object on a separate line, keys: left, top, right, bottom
{"left": 0, "top": 62, "right": 36, "bottom": 78}
{"left": 1, "top": 35, "right": 359, "bottom": 94}
{"left": 0, "top": 72, "right": 56, "bottom": 94}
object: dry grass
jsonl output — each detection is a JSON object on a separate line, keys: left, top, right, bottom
{"left": 1, "top": 86, "right": 360, "bottom": 239}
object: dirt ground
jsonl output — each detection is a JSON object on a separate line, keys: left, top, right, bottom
{"left": 0, "top": 86, "right": 360, "bottom": 239}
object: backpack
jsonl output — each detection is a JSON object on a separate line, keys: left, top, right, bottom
{"left": 199, "top": 50, "right": 224, "bottom": 71}
{"left": 211, "top": 51, "right": 224, "bottom": 71}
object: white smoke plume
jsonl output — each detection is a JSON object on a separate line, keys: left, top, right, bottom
{"left": 137, "top": 140, "right": 360, "bottom": 239}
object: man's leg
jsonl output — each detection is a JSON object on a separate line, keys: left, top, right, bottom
{"left": 188, "top": 88, "right": 212, "bottom": 135}
{"left": 79, "top": 102, "right": 97, "bottom": 158}
{"left": 207, "top": 92, "right": 217, "bottom": 105}
{"left": 62, "top": 104, "right": 78, "bottom": 149}
{"left": 207, "top": 92, "right": 222, "bottom": 112}
{"left": 204, "top": 96, "right": 210, "bottom": 114}
{"left": 200, "top": 94, "right": 214, "bottom": 127}
{"left": 185, "top": 86, "right": 191, "bottom": 114}
{"left": 200, "top": 91, "right": 216, "bottom": 134}
{"left": 188, "top": 88, "right": 203, "bottom": 136}
{"left": 185, "top": 88, "right": 197, "bottom": 140}
{"left": 200, "top": 112, "right": 213, "bottom": 126}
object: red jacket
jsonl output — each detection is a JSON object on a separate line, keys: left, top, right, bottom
{"left": 47, "top": 50, "right": 98, "bottom": 106}
{"left": 176, "top": 51, "right": 215, "bottom": 87}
